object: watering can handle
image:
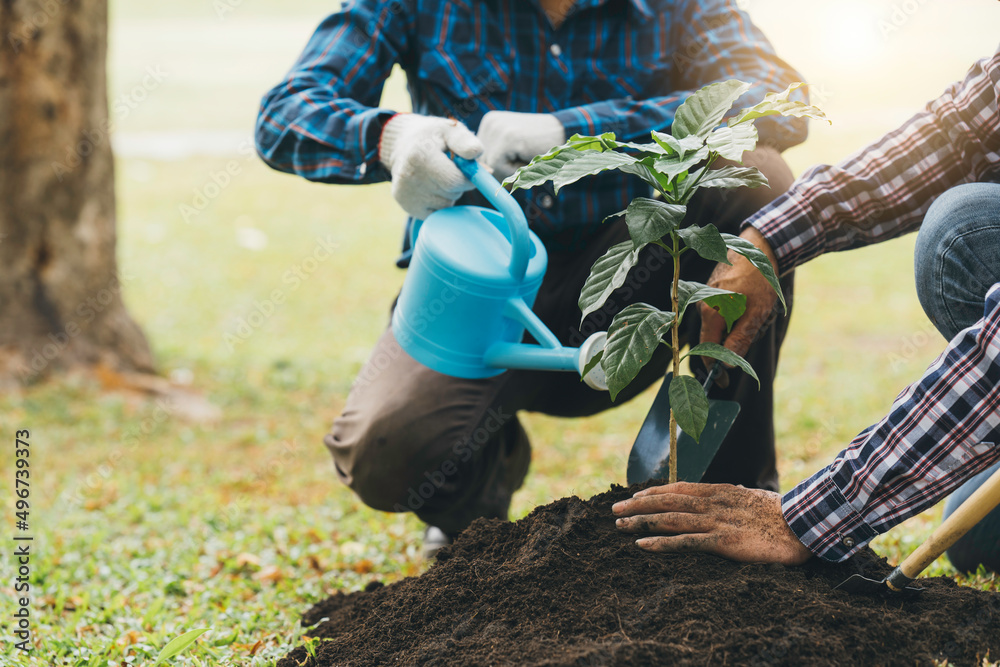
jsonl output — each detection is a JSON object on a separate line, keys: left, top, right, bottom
{"left": 409, "top": 156, "right": 531, "bottom": 282}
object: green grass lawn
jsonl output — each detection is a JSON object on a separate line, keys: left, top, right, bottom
{"left": 3, "top": 2, "right": 1000, "bottom": 665}
{"left": 3, "top": 162, "right": 997, "bottom": 667}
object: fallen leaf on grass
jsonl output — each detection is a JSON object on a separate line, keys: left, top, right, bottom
{"left": 234, "top": 553, "right": 261, "bottom": 569}
{"left": 93, "top": 365, "right": 223, "bottom": 424}
{"left": 339, "top": 541, "right": 365, "bottom": 557}
{"left": 83, "top": 487, "right": 119, "bottom": 510}
{"left": 95, "top": 363, "right": 129, "bottom": 390}
{"left": 351, "top": 559, "right": 375, "bottom": 574}
{"left": 115, "top": 630, "right": 143, "bottom": 647}
{"left": 253, "top": 565, "right": 284, "bottom": 583}
{"left": 306, "top": 554, "right": 325, "bottom": 573}
{"left": 233, "top": 639, "right": 264, "bottom": 655}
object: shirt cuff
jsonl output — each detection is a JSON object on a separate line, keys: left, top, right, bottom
{"left": 781, "top": 475, "right": 881, "bottom": 562}
{"left": 552, "top": 105, "right": 606, "bottom": 139}
{"left": 356, "top": 107, "right": 397, "bottom": 181}
{"left": 740, "top": 185, "right": 822, "bottom": 276}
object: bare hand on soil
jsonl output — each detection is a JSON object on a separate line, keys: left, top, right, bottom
{"left": 613, "top": 482, "right": 814, "bottom": 565}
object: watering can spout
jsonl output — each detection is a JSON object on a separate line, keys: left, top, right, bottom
{"left": 391, "top": 155, "right": 609, "bottom": 391}
{"left": 484, "top": 330, "right": 608, "bottom": 391}
{"left": 481, "top": 297, "right": 608, "bottom": 390}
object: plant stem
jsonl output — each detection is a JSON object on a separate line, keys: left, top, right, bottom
{"left": 668, "top": 233, "right": 681, "bottom": 484}
{"left": 677, "top": 153, "right": 718, "bottom": 205}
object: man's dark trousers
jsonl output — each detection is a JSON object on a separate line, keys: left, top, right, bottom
{"left": 325, "top": 147, "right": 796, "bottom": 535}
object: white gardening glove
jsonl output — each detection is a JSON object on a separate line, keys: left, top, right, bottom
{"left": 378, "top": 113, "right": 484, "bottom": 219}
{"left": 477, "top": 111, "right": 566, "bottom": 181}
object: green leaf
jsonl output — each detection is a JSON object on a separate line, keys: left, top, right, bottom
{"left": 614, "top": 139, "right": 664, "bottom": 153}
{"left": 547, "top": 150, "right": 640, "bottom": 192}
{"left": 695, "top": 166, "right": 769, "bottom": 191}
{"left": 620, "top": 157, "right": 673, "bottom": 194}
{"left": 506, "top": 149, "right": 640, "bottom": 193}
{"left": 567, "top": 133, "right": 663, "bottom": 154}
{"left": 602, "top": 208, "right": 628, "bottom": 224}
{"left": 671, "top": 166, "right": 703, "bottom": 204}
{"left": 624, "top": 198, "right": 687, "bottom": 249}
{"left": 672, "top": 80, "right": 752, "bottom": 140}
{"left": 729, "top": 82, "right": 830, "bottom": 127}
{"left": 651, "top": 131, "right": 705, "bottom": 158}
{"left": 706, "top": 122, "right": 759, "bottom": 162}
{"left": 721, "top": 233, "right": 787, "bottom": 311}
{"left": 504, "top": 148, "right": 584, "bottom": 191}
{"left": 578, "top": 240, "right": 642, "bottom": 324}
{"left": 652, "top": 146, "right": 711, "bottom": 184}
{"left": 142, "top": 597, "right": 165, "bottom": 629}
{"left": 153, "top": 628, "right": 210, "bottom": 666}
{"left": 581, "top": 348, "right": 604, "bottom": 380}
{"left": 686, "top": 342, "right": 760, "bottom": 387}
{"left": 668, "top": 374, "right": 709, "bottom": 442}
{"left": 566, "top": 132, "right": 619, "bottom": 151}
{"left": 603, "top": 303, "right": 675, "bottom": 400}
{"left": 676, "top": 280, "right": 746, "bottom": 330}
{"left": 677, "top": 224, "right": 730, "bottom": 265}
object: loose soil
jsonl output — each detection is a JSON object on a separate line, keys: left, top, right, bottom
{"left": 278, "top": 484, "right": 1000, "bottom": 666}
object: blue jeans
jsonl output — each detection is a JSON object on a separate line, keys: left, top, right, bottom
{"left": 913, "top": 182, "right": 1000, "bottom": 573}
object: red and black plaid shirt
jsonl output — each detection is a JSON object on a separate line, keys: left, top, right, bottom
{"left": 746, "top": 45, "right": 1000, "bottom": 561}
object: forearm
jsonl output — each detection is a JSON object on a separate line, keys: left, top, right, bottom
{"left": 557, "top": 0, "right": 807, "bottom": 146}
{"left": 553, "top": 94, "right": 685, "bottom": 143}
{"left": 254, "top": 2, "right": 407, "bottom": 184}
{"left": 745, "top": 48, "right": 1000, "bottom": 275}
{"left": 256, "top": 89, "right": 395, "bottom": 184}
{"left": 745, "top": 117, "right": 959, "bottom": 274}
{"left": 552, "top": 86, "right": 806, "bottom": 149}
{"left": 783, "top": 284, "right": 1000, "bottom": 562}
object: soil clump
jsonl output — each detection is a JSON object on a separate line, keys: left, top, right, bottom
{"left": 278, "top": 484, "right": 1000, "bottom": 666}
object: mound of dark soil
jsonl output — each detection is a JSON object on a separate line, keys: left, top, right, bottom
{"left": 278, "top": 484, "right": 1000, "bottom": 666}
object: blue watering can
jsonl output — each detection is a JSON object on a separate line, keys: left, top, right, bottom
{"left": 391, "top": 156, "right": 608, "bottom": 390}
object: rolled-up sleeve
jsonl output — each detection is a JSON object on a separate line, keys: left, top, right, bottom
{"left": 783, "top": 284, "right": 1000, "bottom": 562}
{"left": 555, "top": 0, "right": 809, "bottom": 149}
{"left": 255, "top": 0, "right": 412, "bottom": 184}
{"left": 745, "top": 45, "right": 1000, "bottom": 275}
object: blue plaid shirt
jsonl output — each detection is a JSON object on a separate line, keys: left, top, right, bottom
{"left": 256, "top": 0, "right": 808, "bottom": 262}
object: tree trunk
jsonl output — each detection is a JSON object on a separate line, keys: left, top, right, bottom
{"left": 0, "top": 0, "right": 153, "bottom": 386}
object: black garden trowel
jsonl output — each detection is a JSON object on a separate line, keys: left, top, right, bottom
{"left": 626, "top": 363, "right": 740, "bottom": 485}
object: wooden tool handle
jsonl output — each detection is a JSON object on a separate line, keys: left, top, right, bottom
{"left": 900, "top": 464, "right": 1000, "bottom": 579}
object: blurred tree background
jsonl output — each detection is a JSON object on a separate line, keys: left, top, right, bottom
{"left": 0, "top": 1, "right": 998, "bottom": 664}
{"left": 0, "top": 0, "right": 151, "bottom": 387}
